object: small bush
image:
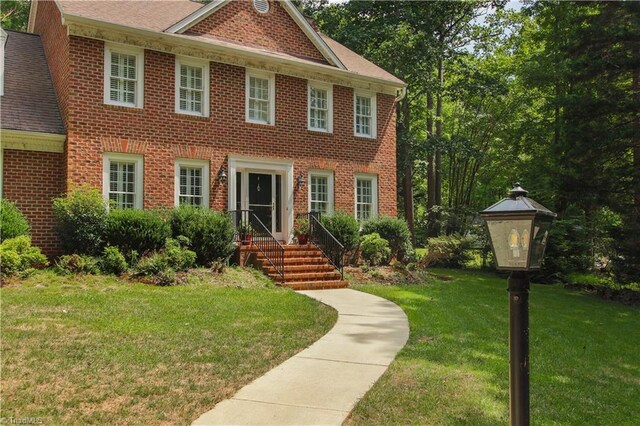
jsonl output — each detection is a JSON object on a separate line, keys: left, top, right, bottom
{"left": 105, "top": 209, "right": 171, "bottom": 257}
{"left": 360, "top": 233, "right": 391, "bottom": 266}
{"left": 420, "top": 234, "right": 474, "bottom": 268}
{"left": 101, "top": 246, "right": 128, "bottom": 275}
{"left": 56, "top": 254, "right": 101, "bottom": 275}
{"left": 320, "top": 212, "right": 360, "bottom": 251}
{"left": 170, "top": 207, "right": 235, "bottom": 265}
{"left": 53, "top": 186, "right": 108, "bottom": 255}
{"left": 0, "top": 236, "right": 48, "bottom": 276}
{"left": 361, "top": 217, "right": 413, "bottom": 261}
{"left": 134, "top": 238, "right": 196, "bottom": 285}
{"left": 0, "top": 199, "right": 30, "bottom": 242}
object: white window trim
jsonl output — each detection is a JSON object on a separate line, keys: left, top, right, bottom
{"left": 307, "top": 81, "right": 333, "bottom": 133}
{"left": 353, "top": 90, "right": 377, "bottom": 139}
{"left": 174, "top": 158, "right": 210, "bottom": 207}
{"left": 174, "top": 56, "right": 210, "bottom": 117}
{"left": 245, "top": 69, "right": 275, "bottom": 126}
{"left": 308, "top": 170, "right": 334, "bottom": 214}
{"left": 103, "top": 44, "right": 145, "bottom": 108}
{"left": 354, "top": 173, "right": 378, "bottom": 221}
{"left": 102, "top": 153, "right": 144, "bottom": 209}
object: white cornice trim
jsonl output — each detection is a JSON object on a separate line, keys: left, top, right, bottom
{"left": 165, "top": 0, "right": 229, "bottom": 34}
{"left": 27, "top": 0, "right": 38, "bottom": 33}
{"left": 164, "top": 0, "right": 345, "bottom": 70}
{"left": 64, "top": 15, "right": 404, "bottom": 95}
{"left": 1, "top": 129, "right": 65, "bottom": 153}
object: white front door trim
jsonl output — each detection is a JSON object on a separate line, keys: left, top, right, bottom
{"left": 227, "top": 155, "right": 294, "bottom": 243}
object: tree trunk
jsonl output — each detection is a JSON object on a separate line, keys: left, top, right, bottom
{"left": 426, "top": 92, "right": 437, "bottom": 236}
{"left": 435, "top": 57, "right": 444, "bottom": 209}
{"left": 633, "top": 43, "right": 640, "bottom": 221}
{"left": 400, "top": 96, "right": 415, "bottom": 242}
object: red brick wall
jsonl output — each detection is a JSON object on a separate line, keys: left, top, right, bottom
{"left": 33, "top": 0, "right": 70, "bottom": 130}
{"left": 188, "top": 0, "right": 328, "bottom": 64}
{"left": 65, "top": 35, "right": 397, "bottom": 219}
{"left": 2, "top": 150, "right": 65, "bottom": 257}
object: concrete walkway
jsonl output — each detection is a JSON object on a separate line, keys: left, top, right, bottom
{"left": 192, "top": 289, "right": 409, "bottom": 425}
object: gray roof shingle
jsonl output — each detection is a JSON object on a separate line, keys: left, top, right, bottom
{"left": 1, "top": 30, "right": 66, "bottom": 135}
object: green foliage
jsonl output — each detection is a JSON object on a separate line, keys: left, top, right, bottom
{"left": 293, "top": 216, "right": 310, "bottom": 237}
{"left": 422, "top": 234, "right": 474, "bottom": 269}
{"left": 101, "top": 246, "right": 128, "bottom": 276}
{"left": 169, "top": 207, "right": 235, "bottom": 265}
{"left": 105, "top": 209, "right": 171, "bottom": 257}
{"left": 0, "top": 236, "right": 48, "bottom": 277}
{"left": 55, "top": 254, "right": 101, "bottom": 275}
{"left": 53, "top": 187, "right": 108, "bottom": 255}
{"left": 320, "top": 211, "right": 360, "bottom": 251}
{"left": 542, "top": 211, "right": 594, "bottom": 280}
{"left": 0, "top": 199, "right": 30, "bottom": 242}
{"left": 361, "top": 217, "right": 412, "bottom": 261}
{"left": 134, "top": 238, "right": 196, "bottom": 285}
{"left": 0, "top": 0, "right": 31, "bottom": 31}
{"left": 360, "top": 233, "right": 391, "bottom": 266}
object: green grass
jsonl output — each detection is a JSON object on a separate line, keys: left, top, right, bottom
{"left": 348, "top": 268, "right": 640, "bottom": 425}
{"left": 0, "top": 268, "right": 337, "bottom": 425}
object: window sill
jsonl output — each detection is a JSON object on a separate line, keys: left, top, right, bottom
{"left": 173, "top": 112, "right": 210, "bottom": 122}
{"left": 244, "top": 121, "right": 276, "bottom": 130}
{"left": 307, "top": 128, "right": 333, "bottom": 136}
{"left": 354, "top": 134, "right": 377, "bottom": 141}
{"left": 103, "top": 104, "right": 145, "bottom": 114}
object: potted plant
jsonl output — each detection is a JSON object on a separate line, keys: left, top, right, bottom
{"left": 294, "top": 216, "right": 311, "bottom": 245}
{"left": 237, "top": 222, "right": 253, "bottom": 245}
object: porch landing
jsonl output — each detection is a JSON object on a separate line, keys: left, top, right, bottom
{"left": 238, "top": 244, "right": 348, "bottom": 290}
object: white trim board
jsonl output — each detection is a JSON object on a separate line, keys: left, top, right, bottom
{"left": 0, "top": 129, "right": 65, "bottom": 153}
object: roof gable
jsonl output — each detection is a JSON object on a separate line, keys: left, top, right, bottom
{"left": 167, "top": 0, "right": 345, "bottom": 68}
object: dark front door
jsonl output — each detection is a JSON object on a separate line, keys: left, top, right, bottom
{"left": 248, "top": 172, "right": 273, "bottom": 232}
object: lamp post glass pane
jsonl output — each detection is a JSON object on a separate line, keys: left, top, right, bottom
{"left": 487, "top": 219, "right": 533, "bottom": 270}
{"left": 529, "top": 220, "right": 551, "bottom": 269}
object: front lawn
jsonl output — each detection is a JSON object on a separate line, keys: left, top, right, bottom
{"left": 0, "top": 268, "right": 337, "bottom": 424}
{"left": 348, "top": 268, "right": 640, "bottom": 425}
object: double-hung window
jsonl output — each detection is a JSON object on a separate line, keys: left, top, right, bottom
{"left": 355, "top": 174, "right": 378, "bottom": 222}
{"left": 354, "top": 91, "right": 377, "bottom": 138}
{"left": 308, "top": 82, "right": 333, "bottom": 132}
{"left": 308, "top": 170, "right": 334, "bottom": 215}
{"left": 246, "top": 70, "right": 275, "bottom": 125}
{"left": 104, "top": 45, "right": 144, "bottom": 108}
{"left": 175, "top": 58, "right": 209, "bottom": 117}
{"left": 175, "top": 159, "right": 210, "bottom": 207}
{"left": 103, "top": 153, "right": 144, "bottom": 209}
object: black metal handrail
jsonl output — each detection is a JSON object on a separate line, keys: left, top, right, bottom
{"left": 229, "top": 209, "right": 285, "bottom": 283}
{"left": 300, "top": 211, "right": 345, "bottom": 279}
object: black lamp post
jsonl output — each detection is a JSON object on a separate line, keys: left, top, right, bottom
{"left": 480, "top": 183, "right": 556, "bottom": 426}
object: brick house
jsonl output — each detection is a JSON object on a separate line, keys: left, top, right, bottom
{"left": 0, "top": 0, "right": 405, "bottom": 264}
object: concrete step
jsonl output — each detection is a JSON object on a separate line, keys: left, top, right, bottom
{"left": 282, "top": 280, "right": 349, "bottom": 290}
{"left": 263, "top": 264, "right": 335, "bottom": 274}
{"left": 268, "top": 271, "right": 342, "bottom": 282}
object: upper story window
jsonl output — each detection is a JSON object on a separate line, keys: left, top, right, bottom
{"left": 103, "top": 44, "right": 144, "bottom": 108}
{"left": 308, "top": 82, "right": 333, "bottom": 133}
{"left": 103, "top": 153, "right": 144, "bottom": 209}
{"left": 175, "top": 159, "right": 210, "bottom": 207}
{"left": 354, "top": 91, "right": 377, "bottom": 139}
{"left": 355, "top": 174, "right": 378, "bottom": 222}
{"left": 308, "top": 170, "right": 334, "bottom": 215}
{"left": 246, "top": 70, "right": 275, "bottom": 125}
{"left": 175, "top": 57, "right": 210, "bottom": 117}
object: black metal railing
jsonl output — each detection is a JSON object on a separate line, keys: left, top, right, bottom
{"left": 229, "top": 209, "right": 285, "bottom": 283}
{"left": 299, "top": 211, "right": 345, "bottom": 279}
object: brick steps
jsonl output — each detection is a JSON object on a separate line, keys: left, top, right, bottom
{"left": 241, "top": 244, "right": 347, "bottom": 290}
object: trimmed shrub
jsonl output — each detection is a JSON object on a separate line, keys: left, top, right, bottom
{"left": 170, "top": 207, "right": 235, "bottom": 265}
{"left": 101, "top": 246, "right": 128, "bottom": 275}
{"left": 360, "top": 233, "right": 391, "bottom": 266}
{"left": 55, "top": 254, "right": 101, "bottom": 275}
{"left": 320, "top": 212, "right": 360, "bottom": 251}
{"left": 420, "top": 234, "right": 474, "bottom": 268}
{"left": 361, "top": 217, "right": 413, "bottom": 261}
{"left": 105, "top": 209, "right": 171, "bottom": 257}
{"left": 0, "top": 236, "right": 48, "bottom": 277}
{"left": 53, "top": 186, "right": 108, "bottom": 255}
{"left": 0, "top": 199, "right": 30, "bottom": 242}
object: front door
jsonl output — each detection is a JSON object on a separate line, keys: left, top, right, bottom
{"left": 247, "top": 172, "right": 282, "bottom": 240}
